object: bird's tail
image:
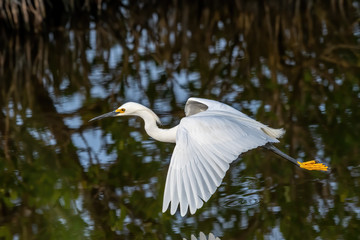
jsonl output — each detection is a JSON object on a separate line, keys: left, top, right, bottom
{"left": 261, "top": 127, "right": 285, "bottom": 139}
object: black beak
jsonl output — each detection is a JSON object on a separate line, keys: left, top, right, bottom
{"left": 89, "top": 111, "right": 118, "bottom": 122}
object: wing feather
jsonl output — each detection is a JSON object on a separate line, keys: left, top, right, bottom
{"left": 162, "top": 174, "right": 170, "bottom": 212}
{"left": 170, "top": 171, "right": 179, "bottom": 214}
{"left": 189, "top": 160, "right": 209, "bottom": 201}
{"left": 177, "top": 170, "right": 188, "bottom": 216}
{"left": 182, "top": 168, "right": 194, "bottom": 214}
{"left": 200, "top": 148, "right": 225, "bottom": 183}
{"left": 192, "top": 158, "right": 215, "bottom": 201}
{"left": 163, "top": 101, "right": 283, "bottom": 216}
{"left": 184, "top": 167, "right": 198, "bottom": 214}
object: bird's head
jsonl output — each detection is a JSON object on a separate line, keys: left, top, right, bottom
{"left": 89, "top": 102, "right": 161, "bottom": 124}
{"left": 114, "top": 102, "right": 152, "bottom": 116}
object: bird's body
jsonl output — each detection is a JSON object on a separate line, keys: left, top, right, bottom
{"left": 89, "top": 97, "right": 328, "bottom": 216}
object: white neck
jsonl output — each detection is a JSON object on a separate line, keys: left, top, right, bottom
{"left": 136, "top": 109, "right": 177, "bottom": 143}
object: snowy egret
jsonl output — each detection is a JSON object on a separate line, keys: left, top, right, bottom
{"left": 89, "top": 97, "right": 328, "bottom": 216}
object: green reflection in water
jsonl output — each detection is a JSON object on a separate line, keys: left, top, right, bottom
{"left": 0, "top": 1, "right": 360, "bottom": 239}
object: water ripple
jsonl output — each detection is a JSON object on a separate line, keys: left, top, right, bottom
{"left": 220, "top": 177, "right": 263, "bottom": 209}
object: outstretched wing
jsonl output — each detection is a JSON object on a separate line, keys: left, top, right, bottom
{"left": 162, "top": 109, "right": 281, "bottom": 216}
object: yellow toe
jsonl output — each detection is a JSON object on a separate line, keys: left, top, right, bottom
{"left": 297, "top": 160, "right": 329, "bottom": 172}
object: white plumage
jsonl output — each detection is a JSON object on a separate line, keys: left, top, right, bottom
{"left": 90, "top": 97, "right": 287, "bottom": 216}
{"left": 161, "top": 98, "right": 283, "bottom": 216}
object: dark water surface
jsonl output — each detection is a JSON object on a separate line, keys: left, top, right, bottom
{"left": 1, "top": 1, "right": 360, "bottom": 239}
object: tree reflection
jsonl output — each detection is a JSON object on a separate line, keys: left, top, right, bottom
{"left": 0, "top": 1, "right": 359, "bottom": 239}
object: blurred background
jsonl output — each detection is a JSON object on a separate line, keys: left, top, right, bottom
{"left": 0, "top": 0, "right": 360, "bottom": 239}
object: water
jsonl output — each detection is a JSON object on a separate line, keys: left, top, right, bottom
{"left": 0, "top": 1, "right": 360, "bottom": 239}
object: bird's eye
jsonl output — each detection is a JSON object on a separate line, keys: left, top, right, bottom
{"left": 116, "top": 108, "right": 126, "bottom": 113}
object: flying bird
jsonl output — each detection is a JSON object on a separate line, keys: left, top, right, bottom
{"left": 89, "top": 97, "right": 328, "bottom": 216}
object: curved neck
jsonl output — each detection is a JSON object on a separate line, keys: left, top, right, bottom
{"left": 137, "top": 109, "right": 177, "bottom": 143}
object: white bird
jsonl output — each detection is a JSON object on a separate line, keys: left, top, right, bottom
{"left": 89, "top": 97, "right": 328, "bottom": 216}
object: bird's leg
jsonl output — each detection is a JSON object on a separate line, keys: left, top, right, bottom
{"left": 263, "top": 143, "right": 329, "bottom": 172}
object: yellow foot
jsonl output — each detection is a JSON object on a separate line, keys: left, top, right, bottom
{"left": 297, "top": 160, "right": 329, "bottom": 172}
